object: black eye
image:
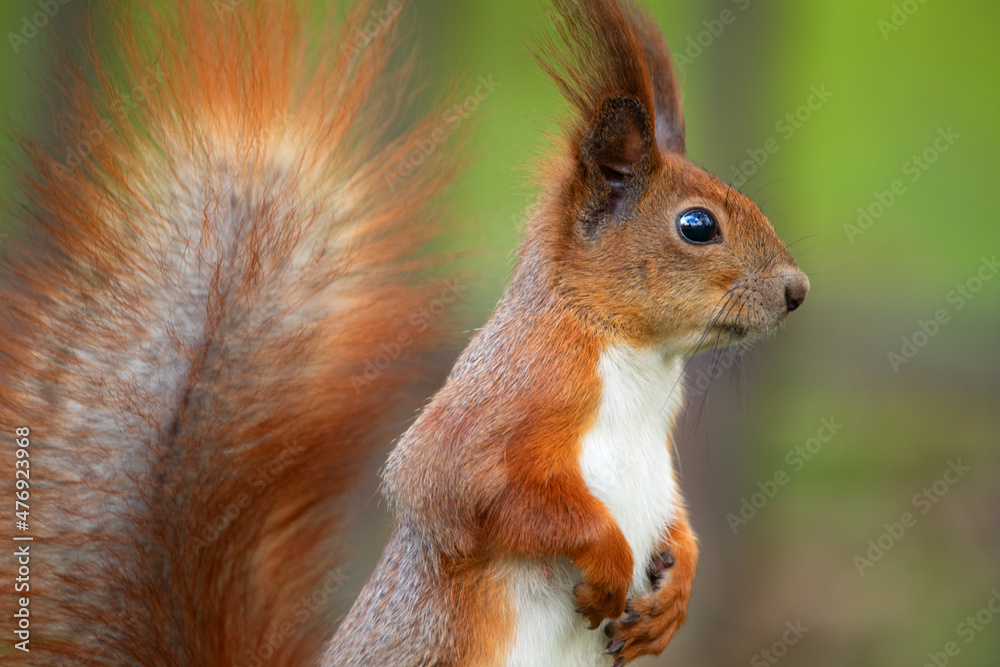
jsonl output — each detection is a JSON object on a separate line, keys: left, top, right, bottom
{"left": 677, "top": 209, "right": 719, "bottom": 244}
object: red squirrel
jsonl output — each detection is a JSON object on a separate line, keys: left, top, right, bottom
{"left": 0, "top": 1, "right": 808, "bottom": 666}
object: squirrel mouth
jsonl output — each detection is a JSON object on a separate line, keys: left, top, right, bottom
{"left": 715, "top": 322, "right": 750, "bottom": 339}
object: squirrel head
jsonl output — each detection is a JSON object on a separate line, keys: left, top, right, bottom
{"left": 530, "top": 0, "right": 808, "bottom": 351}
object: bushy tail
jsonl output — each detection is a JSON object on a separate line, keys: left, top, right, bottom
{"left": 0, "top": 1, "right": 452, "bottom": 664}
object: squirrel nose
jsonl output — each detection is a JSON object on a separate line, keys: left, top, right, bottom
{"left": 784, "top": 271, "right": 810, "bottom": 312}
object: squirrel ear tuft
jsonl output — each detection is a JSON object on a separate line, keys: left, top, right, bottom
{"left": 631, "top": 4, "right": 686, "bottom": 154}
{"left": 578, "top": 95, "right": 655, "bottom": 234}
{"left": 534, "top": 0, "right": 684, "bottom": 231}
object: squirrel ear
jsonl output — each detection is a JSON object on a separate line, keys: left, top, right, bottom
{"left": 632, "top": 6, "right": 686, "bottom": 155}
{"left": 578, "top": 95, "right": 656, "bottom": 234}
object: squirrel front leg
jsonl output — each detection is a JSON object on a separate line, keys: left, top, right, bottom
{"left": 484, "top": 474, "right": 634, "bottom": 629}
{"left": 603, "top": 507, "right": 698, "bottom": 665}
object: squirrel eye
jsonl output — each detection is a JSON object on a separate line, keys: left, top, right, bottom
{"left": 677, "top": 209, "right": 719, "bottom": 244}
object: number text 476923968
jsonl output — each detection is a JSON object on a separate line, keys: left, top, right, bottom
{"left": 13, "top": 426, "right": 32, "bottom": 653}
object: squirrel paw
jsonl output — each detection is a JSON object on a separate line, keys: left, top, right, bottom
{"left": 573, "top": 577, "right": 628, "bottom": 630}
{"left": 601, "top": 549, "right": 691, "bottom": 665}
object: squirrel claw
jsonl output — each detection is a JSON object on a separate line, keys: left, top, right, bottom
{"left": 602, "top": 567, "right": 692, "bottom": 664}
{"left": 647, "top": 549, "right": 676, "bottom": 588}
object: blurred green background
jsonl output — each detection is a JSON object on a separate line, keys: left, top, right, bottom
{"left": 1, "top": 1, "right": 997, "bottom": 665}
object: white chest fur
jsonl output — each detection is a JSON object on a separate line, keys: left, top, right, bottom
{"left": 504, "top": 345, "right": 685, "bottom": 667}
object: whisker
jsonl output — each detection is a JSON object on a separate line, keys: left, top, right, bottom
{"left": 657, "top": 286, "right": 742, "bottom": 419}
{"left": 783, "top": 234, "right": 818, "bottom": 252}
{"left": 680, "top": 287, "right": 747, "bottom": 429}
{"left": 724, "top": 160, "right": 741, "bottom": 210}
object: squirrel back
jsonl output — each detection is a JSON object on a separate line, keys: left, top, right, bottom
{"left": 0, "top": 1, "right": 449, "bottom": 664}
